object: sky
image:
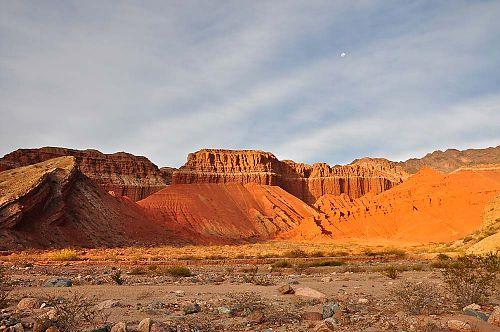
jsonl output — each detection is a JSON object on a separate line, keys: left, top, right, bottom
{"left": 1, "top": 1, "right": 500, "bottom": 167}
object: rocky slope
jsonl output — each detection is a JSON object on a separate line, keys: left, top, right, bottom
{"left": 138, "top": 182, "right": 317, "bottom": 243}
{"left": 173, "top": 149, "right": 409, "bottom": 204}
{"left": 397, "top": 145, "right": 500, "bottom": 173}
{"left": 282, "top": 166, "right": 500, "bottom": 244}
{"left": 0, "top": 147, "right": 170, "bottom": 201}
{"left": 0, "top": 157, "right": 180, "bottom": 249}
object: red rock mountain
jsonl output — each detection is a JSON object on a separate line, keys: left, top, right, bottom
{"left": 0, "top": 147, "right": 171, "bottom": 201}
{"left": 173, "top": 149, "right": 409, "bottom": 204}
{"left": 280, "top": 166, "right": 500, "bottom": 244}
{"left": 0, "top": 157, "right": 182, "bottom": 249}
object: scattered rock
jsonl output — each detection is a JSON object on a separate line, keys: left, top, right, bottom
{"left": 217, "top": 306, "right": 236, "bottom": 316}
{"left": 150, "top": 324, "right": 165, "bottom": 332}
{"left": 463, "top": 303, "right": 481, "bottom": 311}
{"left": 488, "top": 306, "right": 500, "bottom": 326}
{"left": 17, "top": 298, "right": 39, "bottom": 310}
{"left": 138, "top": 318, "right": 151, "bottom": 332}
{"left": 278, "top": 284, "right": 295, "bottom": 295}
{"left": 294, "top": 287, "right": 326, "bottom": 299}
{"left": 11, "top": 323, "right": 24, "bottom": 332}
{"left": 45, "top": 327, "right": 60, "bottom": 332}
{"left": 183, "top": 303, "right": 200, "bottom": 315}
{"left": 89, "top": 325, "right": 111, "bottom": 332}
{"left": 463, "top": 307, "right": 488, "bottom": 321}
{"left": 32, "top": 319, "right": 51, "bottom": 332}
{"left": 96, "top": 300, "right": 120, "bottom": 310}
{"left": 447, "top": 320, "right": 472, "bottom": 331}
{"left": 322, "top": 302, "right": 340, "bottom": 319}
{"left": 43, "top": 278, "right": 72, "bottom": 287}
{"left": 357, "top": 298, "right": 369, "bottom": 304}
{"left": 321, "top": 276, "right": 332, "bottom": 283}
{"left": 302, "top": 311, "right": 323, "bottom": 321}
{"left": 110, "top": 322, "right": 127, "bottom": 332}
{"left": 314, "top": 321, "right": 335, "bottom": 331}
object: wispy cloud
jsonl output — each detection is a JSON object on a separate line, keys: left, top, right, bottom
{"left": 1, "top": 0, "right": 499, "bottom": 166}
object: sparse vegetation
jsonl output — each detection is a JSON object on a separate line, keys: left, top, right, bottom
{"left": 165, "top": 266, "right": 192, "bottom": 277}
{"left": 46, "top": 294, "right": 110, "bottom": 331}
{"left": 271, "top": 260, "right": 292, "bottom": 269}
{"left": 282, "top": 249, "right": 307, "bottom": 258}
{"left": 48, "top": 249, "right": 79, "bottom": 261}
{"left": 297, "top": 259, "right": 344, "bottom": 268}
{"left": 442, "top": 253, "right": 499, "bottom": 306}
{"left": 383, "top": 265, "right": 400, "bottom": 279}
{"left": 111, "top": 271, "right": 124, "bottom": 285}
{"left": 392, "top": 281, "right": 444, "bottom": 315}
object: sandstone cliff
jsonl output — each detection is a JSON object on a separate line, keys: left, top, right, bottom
{"left": 173, "top": 149, "right": 409, "bottom": 204}
{"left": 0, "top": 157, "right": 180, "bottom": 249}
{"left": 0, "top": 147, "right": 170, "bottom": 201}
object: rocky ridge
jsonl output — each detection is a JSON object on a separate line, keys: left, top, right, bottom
{"left": 0, "top": 147, "right": 171, "bottom": 201}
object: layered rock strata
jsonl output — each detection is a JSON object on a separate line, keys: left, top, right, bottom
{"left": 0, "top": 147, "right": 170, "bottom": 201}
{"left": 0, "top": 157, "right": 180, "bottom": 249}
{"left": 172, "top": 149, "right": 409, "bottom": 204}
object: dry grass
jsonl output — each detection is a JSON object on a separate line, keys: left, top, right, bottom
{"left": 392, "top": 281, "right": 445, "bottom": 315}
{"left": 48, "top": 249, "right": 79, "bottom": 261}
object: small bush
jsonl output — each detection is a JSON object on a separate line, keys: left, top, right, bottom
{"left": 46, "top": 294, "right": 110, "bottom": 331}
{"left": 311, "top": 251, "right": 325, "bottom": 257}
{"left": 383, "top": 265, "right": 400, "bottom": 279}
{"left": 49, "top": 249, "right": 79, "bottom": 261}
{"left": 302, "top": 260, "right": 344, "bottom": 268}
{"left": 283, "top": 249, "right": 307, "bottom": 258}
{"left": 383, "top": 248, "right": 408, "bottom": 258}
{"left": 165, "top": 266, "right": 192, "bottom": 277}
{"left": 271, "top": 260, "right": 292, "bottom": 269}
{"left": 442, "top": 253, "right": 499, "bottom": 306}
{"left": 111, "top": 271, "right": 124, "bottom": 285}
{"left": 392, "top": 281, "right": 444, "bottom": 315}
{"left": 437, "top": 253, "right": 450, "bottom": 261}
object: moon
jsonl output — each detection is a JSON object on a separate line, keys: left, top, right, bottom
{"left": 340, "top": 52, "right": 347, "bottom": 57}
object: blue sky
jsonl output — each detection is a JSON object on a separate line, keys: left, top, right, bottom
{"left": 1, "top": 0, "right": 499, "bottom": 167}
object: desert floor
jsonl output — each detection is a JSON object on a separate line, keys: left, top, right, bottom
{"left": 1, "top": 243, "right": 499, "bottom": 331}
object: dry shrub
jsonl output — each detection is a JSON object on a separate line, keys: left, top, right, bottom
{"left": 442, "top": 253, "right": 499, "bottom": 306}
{"left": 165, "top": 266, "right": 192, "bottom": 277}
{"left": 392, "top": 281, "right": 444, "bottom": 315}
{"left": 383, "top": 265, "right": 400, "bottom": 279}
{"left": 48, "top": 249, "right": 79, "bottom": 261}
{"left": 271, "top": 260, "right": 292, "bottom": 269}
{"left": 296, "top": 260, "right": 344, "bottom": 269}
{"left": 46, "top": 293, "right": 110, "bottom": 331}
{"left": 282, "top": 249, "right": 307, "bottom": 258}
{"left": 383, "top": 248, "right": 408, "bottom": 258}
{"left": 111, "top": 271, "right": 124, "bottom": 285}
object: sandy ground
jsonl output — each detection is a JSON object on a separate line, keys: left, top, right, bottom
{"left": 1, "top": 254, "right": 499, "bottom": 331}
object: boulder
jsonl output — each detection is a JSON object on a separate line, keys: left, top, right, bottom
{"left": 183, "top": 303, "right": 200, "bottom": 315}
{"left": 17, "top": 298, "right": 39, "bottom": 310}
{"left": 278, "top": 284, "right": 295, "bottom": 295}
{"left": 110, "top": 322, "right": 127, "bottom": 332}
{"left": 302, "top": 312, "right": 323, "bottom": 321}
{"left": 294, "top": 287, "right": 326, "bottom": 299}
{"left": 43, "top": 278, "right": 72, "bottom": 287}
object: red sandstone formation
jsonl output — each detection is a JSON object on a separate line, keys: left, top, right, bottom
{"left": 138, "top": 182, "right": 316, "bottom": 243}
{"left": 0, "top": 147, "right": 170, "bottom": 201}
{"left": 280, "top": 166, "right": 500, "bottom": 244}
{"left": 0, "top": 157, "right": 181, "bottom": 249}
{"left": 173, "top": 149, "right": 409, "bottom": 204}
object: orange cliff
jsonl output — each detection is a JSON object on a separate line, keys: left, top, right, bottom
{"left": 172, "top": 149, "right": 409, "bottom": 204}
{"left": 0, "top": 147, "right": 172, "bottom": 201}
{"left": 281, "top": 166, "right": 500, "bottom": 244}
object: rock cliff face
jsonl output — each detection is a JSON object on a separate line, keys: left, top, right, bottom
{"left": 173, "top": 149, "right": 409, "bottom": 204}
{"left": 0, "top": 147, "right": 170, "bottom": 201}
{"left": 0, "top": 157, "right": 180, "bottom": 249}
